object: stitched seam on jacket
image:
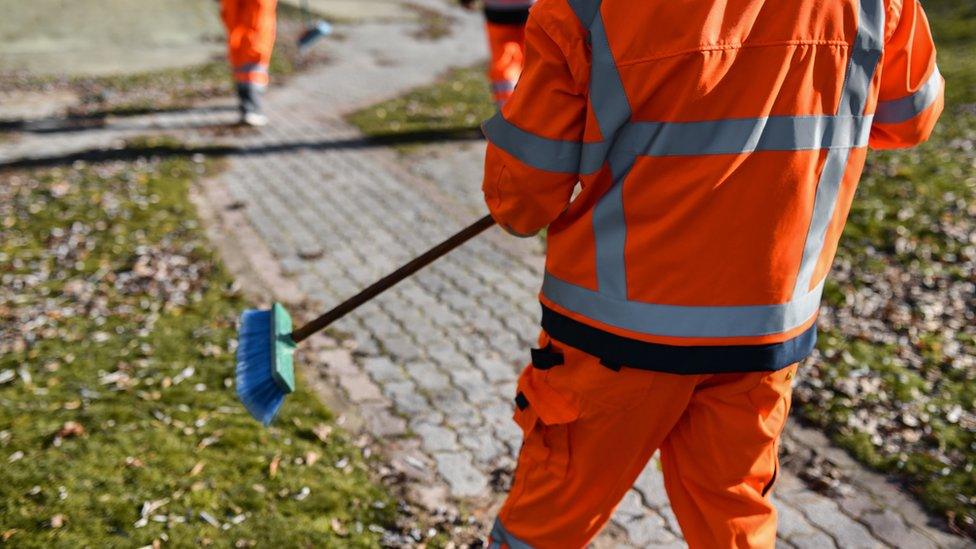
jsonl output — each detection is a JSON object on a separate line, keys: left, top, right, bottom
{"left": 615, "top": 40, "right": 851, "bottom": 68}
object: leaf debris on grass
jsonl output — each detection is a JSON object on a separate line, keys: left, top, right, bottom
{"left": 0, "top": 152, "right": 394, "bottom": 546}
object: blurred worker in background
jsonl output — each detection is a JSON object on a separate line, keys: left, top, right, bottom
{"left": 460, "top": 0, "right": 536, "bottom": 106}
{"left": 221, "top": 0, "right": 278, "bottom": 126}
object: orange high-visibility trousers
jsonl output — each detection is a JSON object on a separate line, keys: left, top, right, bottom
{"left": 489, "top": 333, "right": 797, "bottom": 549}
{"left": 485, "top": 22, "right": 526, "bottom": 106}
{"left": 220, "top": 0, "right": 278, "bottom": 87}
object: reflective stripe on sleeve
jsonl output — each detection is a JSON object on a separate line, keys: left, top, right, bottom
{"left": 483, "top": 113, "right": 605, "bottom": 173}
{"left": 874, "top": 66, "right": 943, "bottom": 124}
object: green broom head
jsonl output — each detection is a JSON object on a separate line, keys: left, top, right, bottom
{"left": 235, "top": 303, "right": 296, "bottom": 426}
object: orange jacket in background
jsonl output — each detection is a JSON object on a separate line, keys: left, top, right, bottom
{"left": 482, "top": 0, "right": 943, "bottom": 373}
{"left": 221, "top": 0, "right": 278, "bottom": 87}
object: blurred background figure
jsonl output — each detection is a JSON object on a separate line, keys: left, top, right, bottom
{"left": 460, "top": 0, "right": 535, "bottom": 107}
{"left": 221, "top": 0, "right": 278, "bottom": 126}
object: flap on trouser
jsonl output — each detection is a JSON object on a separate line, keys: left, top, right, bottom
{"left": 512, "top": 364, "right": 580, "bottom": 477}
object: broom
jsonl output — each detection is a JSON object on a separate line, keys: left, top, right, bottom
{"left": 236, "top": 214, "right": 496, "bottom": 425}
{"left": 296, "top": 0, "right": 333, "bottom": 54}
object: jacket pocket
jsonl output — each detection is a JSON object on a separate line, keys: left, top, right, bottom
{"left": 512, "top": 365, "right": 581, "bottom": 478}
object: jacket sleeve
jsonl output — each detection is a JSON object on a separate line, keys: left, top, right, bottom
{"left": 481, "top": 2, "right": 588, "bottom": 237}
{"left": 869, "top": 0, "right": 944, "bottom": 149}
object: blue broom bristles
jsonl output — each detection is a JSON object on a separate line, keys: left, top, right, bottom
{"left": 236, "top": 308, "right": 286, "bottom": 426}
{"left": 297, "top": 20, "right": 333, "bottom": 53}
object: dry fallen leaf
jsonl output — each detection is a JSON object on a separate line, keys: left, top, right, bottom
{"left": 312, "top": 424, "right": 333, "bottom": 443}
{"left": 269, "top": 454, "right": 281, "bottom": 479}
{"left": 57, "top": 421, "right": 86, "bottom": 438}
{"left": 189, "top": 461, "right": 206, "bottom": 477}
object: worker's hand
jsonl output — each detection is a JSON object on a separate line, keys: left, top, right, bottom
{"left": 459, "top": 0, "right": 476, "bottom": 10}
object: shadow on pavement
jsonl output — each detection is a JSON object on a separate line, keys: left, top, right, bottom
{"left": 0, "top": 105, "right": 239, "bottom": 135}
{"left": 0, "top": 126, "right": 486, "bottom": 170}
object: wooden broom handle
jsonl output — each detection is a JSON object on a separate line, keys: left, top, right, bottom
{"left": 291, "top": 214, "right": 496, "bottom": 343}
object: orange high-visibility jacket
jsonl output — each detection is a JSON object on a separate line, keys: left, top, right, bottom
{"left": 482, "top": 0, "right": 943, "bottom": 373}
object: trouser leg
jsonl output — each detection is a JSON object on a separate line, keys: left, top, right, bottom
{"left": 223, "top": 0, "right": 277, "bottom": 117}
{"left": 485, "top": 21, "right": 526, "bottom": 106}
{"left": 490, "top": 333, "right": 701, "bottom": 548}
{"left": 659, "top": 365, "right": 797, "bottom": 549}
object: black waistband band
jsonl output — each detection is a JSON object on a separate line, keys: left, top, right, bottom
{"left": 484, "top": 7, "right": 530, "bottom": 24}
{"left": 541, "top": 304, "right": 816, "bottom": 374}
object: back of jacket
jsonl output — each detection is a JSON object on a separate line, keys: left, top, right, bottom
{"left": 482, "top": 0, "right": 943, "bottom": 372}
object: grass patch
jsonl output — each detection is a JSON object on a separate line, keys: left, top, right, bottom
{"left": 0, "top": 144, "right": 392, "bottom": 546}
{"left": 347, "top": 65, "right": 493, "bottom": 139}
{"left": 0, "top": 8, "right": 327, "bottom": 119}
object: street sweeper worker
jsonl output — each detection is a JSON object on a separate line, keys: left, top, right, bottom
{"left": 221, "top": 0, "right": 278, "bottom": 126}
{"left": 460, "top": 0, "right": 537, "bottom": 106}
{"left": 481, "top": 0, "right": 942, "bottom": 546}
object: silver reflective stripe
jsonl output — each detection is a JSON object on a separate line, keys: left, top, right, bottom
{"left": 792, "top": 0, "right": 884, "bottom": 298}
{"left": 490, "top": 518, "right": 535, "bottom": 549}
{"left": 587, "top": 6, "right": 635, "bottom": 298}
{"left": 543, "top": 273, "right": 825, "bottom": 338}
{"left": 566, "top": 0, "right": 600, "bottom": 29}
{"left": 492, "top": 80, "right": 517, "bottom": 93}
{"left": 483, "top": 114, "right": 605, "bottom": 174}
{"left": 234, "top": 63, "right": 269, "bottom": 74}
{"left": 486, "top": 114, "right": 872, "bottom": 172}
{"left": 874, "top": 66, "right": 943, "bottom": 124}
{"left": 837, "top": 0, "right": 885, "bottom": 117}
{"left": 629, "top": 115, "right": 872, "bottom": 156}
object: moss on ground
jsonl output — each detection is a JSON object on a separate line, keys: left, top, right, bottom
{"left": 347, "top": 65, "right": 493, "bottom": 138}
{"left": 0, "top": 147, "right": 392, "bottom": 546}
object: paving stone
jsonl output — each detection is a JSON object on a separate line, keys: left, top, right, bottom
{"left": 862, "top": 509, "right": 936, "bottom": 549}
{"left": 414, "top": 422, "right": 459, "bottom": 452}
{"left": 362, "top": 356, "right": 405, "bottom": 383}
{"left": 318, "top": 348, "right": 359, "bottom": 376}
{"left": 428, "top": 342, "right": 466, "bottom": 368}
{"left": 834, "top": 489, "right": 882, "bottom": 519}
{"left": 656, "top": 505, "right": 683, "bottom": 538}
{"left": 450, "top": 368, "right": 496, "bottom": 405}
{"left": 799, "top": 498, "right": 880, "bottom": 548}
{"left": 405, "top": 361, "right": 451, "bottom": 392}
{"left": 433, "top": 451, "right": 488, "bottom": 498}
{"left": 383, "top": 381, "right": 430, "bottom": 416}
{"left": 494, "top": 421, "right": 524, "bottom": 452}
{"left": 634, "top": 462, "right": 670, "bottom": 509}
{"left": 337, "top": 372, "right": 384, "bottom": 403}
{"left": 482, "top": 401, "right": 516, "bottom": 429}
{"left": 617, "top": 513, "right": 676, "bottom": 546}
{"left": 790, "top": 532, "right": 838, "bottom": 549}
{"left": 460, "top": 429, "right": 507, "bottom": 464}
{"left": 359, "top": 402, "right": 407, "bottom": 437}
{"left": 774, "top": 499, "right": 816, "bottom": 540}
{"left": 381, "top": 334, "right": 422, "bottom": 362}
